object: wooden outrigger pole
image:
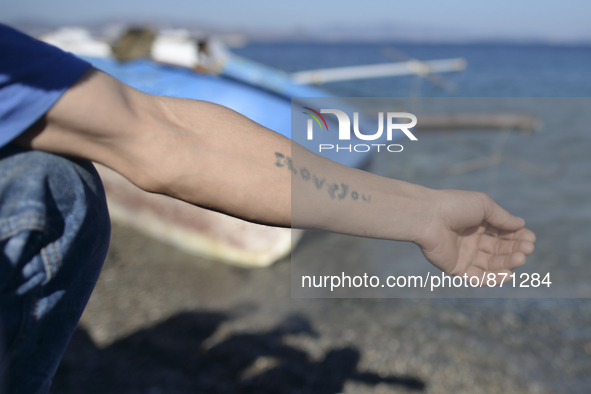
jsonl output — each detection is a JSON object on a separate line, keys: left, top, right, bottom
{"left": 291, "top": 58, "right": 467, "bottom": 84}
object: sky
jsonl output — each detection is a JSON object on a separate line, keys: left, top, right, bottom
{"left": 2, "top": 0, "right": 591, "bottom": 42}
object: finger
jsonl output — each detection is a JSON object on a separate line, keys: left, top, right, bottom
{"left": 484, "top": 224, "right": 536, "bottom": 243}
{"left": 508, "top": 228, "right": 536, "bottom": 243}
{"left": 478, "top": 234, "right": 535, "bottom": 256}
{"left": 481, "top": 194, "right": 526, "bottom": 232}
{"left": 472, "top": 249, "right": 527, "bottom": 271}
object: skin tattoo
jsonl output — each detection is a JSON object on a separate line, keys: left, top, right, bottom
{"left": 274, "top": 152, "right": 371, "bottom": 203}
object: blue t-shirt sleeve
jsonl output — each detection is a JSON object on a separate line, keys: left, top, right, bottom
{"left": 0, "top": 24, "right": 90, "bottom": 148}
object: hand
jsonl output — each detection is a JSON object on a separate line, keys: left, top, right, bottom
{"left": 416, "top": 190, "right": 536, "bottom": 284}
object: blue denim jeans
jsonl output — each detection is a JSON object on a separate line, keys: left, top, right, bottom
{"left": 0, "top": 145, "right": 110, "bottom": 394}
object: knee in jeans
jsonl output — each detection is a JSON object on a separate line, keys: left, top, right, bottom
{"left": 0, "top": 147, "right": 110, "bottom": 290}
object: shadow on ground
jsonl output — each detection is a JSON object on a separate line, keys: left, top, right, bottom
{"left": 51, "top": 312, "right": 425, "bottom": 394}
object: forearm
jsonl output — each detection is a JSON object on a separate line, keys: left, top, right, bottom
{"left": 124, "top": 94, "right": 436, "bottom": 241}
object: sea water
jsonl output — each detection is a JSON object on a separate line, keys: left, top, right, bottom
{"left": 234, "top": 41, "right": 591, "bottom": 97}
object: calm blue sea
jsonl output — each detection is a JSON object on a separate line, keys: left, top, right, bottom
{"left": 234, "top": 42, "right": 591, "bottom": 97}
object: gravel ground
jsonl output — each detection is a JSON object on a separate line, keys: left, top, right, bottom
{"left": 49, "top": 223, "right": 591, "bottom": 394}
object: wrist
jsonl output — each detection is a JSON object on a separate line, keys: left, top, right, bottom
{"left": 397, "top": 182, "right": 439, "bottom": 244}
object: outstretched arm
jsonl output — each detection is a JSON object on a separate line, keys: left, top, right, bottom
{"left": 15, "top": 67, "right": 535, "bottom": 280}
